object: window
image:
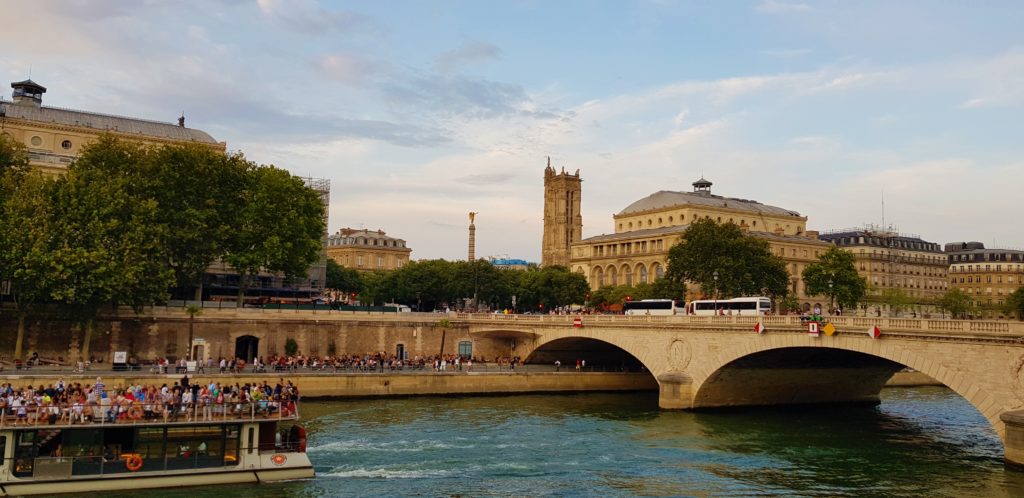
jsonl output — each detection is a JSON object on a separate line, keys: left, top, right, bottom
{"left": 61, "top": 139, "right": 72, "bottom": 150}
{"left": 458, "top": 341, "right": 472, "bottom": 358}
{"left": 30, "top": 136, "right": 42, "bottom": 146}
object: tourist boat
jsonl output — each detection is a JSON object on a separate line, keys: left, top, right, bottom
{"left": 0, "top": 400, "right": 313, "bottom": 495}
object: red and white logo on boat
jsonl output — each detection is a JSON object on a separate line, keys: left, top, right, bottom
{"left": 271, "top": 454, "right": 287, "bottom": 466}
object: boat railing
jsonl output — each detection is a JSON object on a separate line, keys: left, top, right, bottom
{"left": 0, "top": 400, "right": 300, "bottom": 429}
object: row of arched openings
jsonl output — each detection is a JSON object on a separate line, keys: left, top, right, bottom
{"left": 586, "top": 263, "right": 665, "bottom": 287}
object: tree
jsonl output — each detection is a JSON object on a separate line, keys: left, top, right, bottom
{"left": 0, "top": 133, "right": 29, "bottom": 181}
{"left": 938, "top": 288, "right": 974, "bottom": 319}
{"left": 223, "top": 165, "right": 325, "bottom": 303}
{"left": 802, "top": 246, "right": 867, "bottom": 311}
{"left": 0, "top": 172, "right": 59, "bottom": 360}
{"left": 143, "top": 145, "right": 248, "bottom": 300}
{"left": 879, "top": 288, "right": 913, "bottom": 317}
{"left": 512, "top": 266, "right": 588, "bottom": 311}
{"left": 325, "top": 259, "right": 364, "bottom": 295}
{"left": 664, "top": 218, "right": 789, "bottom": 299}
{"left": 1005, "top": 286, "right": 1024, "bottom": 320}
{"left": 48, "top": 138, "right": 174, "bottom": 361}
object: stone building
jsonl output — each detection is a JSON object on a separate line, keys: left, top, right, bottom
{"left": 818, "top": 226, "right": 947, "bottom": 316}
{"left": 0, "top": 79, "right": 225, "bottom": 174}
{"left": 326, "top": 228, "right": 412, "bottom": 272}
{"left": 945, "top": 242, "right": 1024, "bottom": 318}
{"left": 541, "top": 159, "right": 582, "bottom": 267}
{"left": 549, "top": 170, "right": 831, "bottom": 309}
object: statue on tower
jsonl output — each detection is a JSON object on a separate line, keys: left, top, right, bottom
{"left": 469, "top": 211, "right": 476, "bottom": 224}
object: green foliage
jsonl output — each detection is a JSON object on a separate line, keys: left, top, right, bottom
{"left": 0, "top": 134, "right": 29, "bottom": 179}
{"left": 284, "top": 338, "right": 299, "bottom": 356}
{"left": 938, "top": 288, "right": 975, "bottom": 319}
{"left": 142, "top": 144, "right": 249, "bottom": 297}
{"left": 1005, "top": 287, "right": 1024, "bottom": 320}
{"left": 802, "top": 246, "right": 868, "bottom": 310}
{"left": 47, "top": 137, "right": 176, "bottom": 360}
{"left": 223, "top": 164, "right": 326, "bottom": 301}
{"left": 0, "top": 172, "right": 59, "bottom": 359}
{"left": 779, "top": 295, "right": 801, "bottom": 313}
{"left": 879, "top": 288, "right": 913, "bottom": 317}
{"left": 664, "top": 218, "right": 790, "bottom": 299}
{"left": 589, "top": 283, "right": 657, "bottom": 309}
{"left": 512, "top": 266, "right": 589, "bottom": 311}
{"left": 325, "top": 259, "right": 364, "bottom": 293}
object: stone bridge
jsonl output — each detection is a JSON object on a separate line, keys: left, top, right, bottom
{"left": 460, "top": 313, "right": 1024, "bottom": 467}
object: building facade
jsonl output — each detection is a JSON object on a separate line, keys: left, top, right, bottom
{"left": 541, "top": 160, "right": 582, "bottom": 267}
{"left": 561, "top": 176, "right": 832, "bottom": 309}
{"left": 818, "top": 226, "right": 947, "bottom": 316}
{"left": 326, "top": 228, "right": 412, "bottom": 272}
{"left": 0, "top": 80, "right": 226, "bottom": 174}
{"left": 946, "top": 242, "right": 1024, "bottom": 318}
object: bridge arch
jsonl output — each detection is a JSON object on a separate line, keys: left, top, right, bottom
{"left": 525, "top": 330, "right": 660, "bottom": 378}
{"left": 689, "top": 341, "right": 1005, "bottom": 435}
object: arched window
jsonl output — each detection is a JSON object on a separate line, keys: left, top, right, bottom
{"left": 623, "top": 265, "right": 633, "bottom": 286}
{"left": 638, "top": 264, "right": 648, "bottom": 284}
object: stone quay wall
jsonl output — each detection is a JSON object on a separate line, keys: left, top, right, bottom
{"left": 0, "top": 309, "right": 511, "bottom": 364}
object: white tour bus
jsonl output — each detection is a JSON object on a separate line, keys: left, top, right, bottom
{"left": 623, "top": 299, "right": 682, "bottom": 316}
{"left": 687, "top": 296, "right": 772, "bottom": 316}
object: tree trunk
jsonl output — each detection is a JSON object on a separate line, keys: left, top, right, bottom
{"left": 80, "top": 319, "right": 95, "bottom": 363}
{"left": 194, "top": 281, "right": 204, "bottom": 302}
{"left": 14, "top": 313, "right": 26, "bottom": 361}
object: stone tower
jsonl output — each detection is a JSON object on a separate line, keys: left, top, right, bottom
{"left": 541, "top": 158, "right": 582, "bottom": 267}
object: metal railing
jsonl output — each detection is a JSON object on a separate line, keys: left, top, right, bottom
{"left": 0, "top": 400, "right": 299, "bottom": 429}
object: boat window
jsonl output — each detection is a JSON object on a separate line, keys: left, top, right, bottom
{"left": 166, "top": 426, "right": 227, "bottom": 470}
{"left": 0, "top": 436, "right": 6, "bottom": 468}
{"left": 14, "top": 431, "right": 37, "bottom": 477}
{"left": 248, "top": 427, "right": 255, "bottom": 454}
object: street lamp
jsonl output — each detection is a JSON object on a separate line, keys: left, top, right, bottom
{"left": 713, "top": 270, "right": 719, "bottom": 315}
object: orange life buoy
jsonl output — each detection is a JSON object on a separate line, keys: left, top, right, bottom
{"left": 125, "top": 455, "right": 143, "bottom": 472}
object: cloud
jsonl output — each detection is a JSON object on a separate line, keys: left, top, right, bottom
{"left": 319, "top": 54, "right": 375, "bottom": 85}
{"left": 434, "top": 40, "right": 503, "bottom": 73}
{"left": 756, "top": 0, "right": 812, "bottom": 14}
{"left": 256, "top": 0, "right": 363, "bottom": 34}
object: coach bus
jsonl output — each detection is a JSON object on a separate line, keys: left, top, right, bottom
{"left": 623, "top": 299, "right": 682, "bottom": 316}
{"left": 687, "top": 296, "right": 772, "bottom": 316}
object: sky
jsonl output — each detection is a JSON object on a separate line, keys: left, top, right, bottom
{"left": 3, "top": 0, "right": 1023, "bottom": 261}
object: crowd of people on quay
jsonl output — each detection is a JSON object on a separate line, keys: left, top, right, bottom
{"left": 0, "top": 376, "right": 300, "bottom": 426}
{"left": 147, "top": 353, "right": 530, "bottom": 374}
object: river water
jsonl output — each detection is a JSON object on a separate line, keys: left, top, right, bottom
{"left": 97, "top": 386, "right": 1024, "bottom": 497}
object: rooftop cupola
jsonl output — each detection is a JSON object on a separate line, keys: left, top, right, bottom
{"left": 11, "top": 79, "right": 46, "bottom": 107}
{"left": 692, "top": 177, "right": 712, "bottom": 196}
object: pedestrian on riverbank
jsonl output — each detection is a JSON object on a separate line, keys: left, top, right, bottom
{"left": 555, "top": 360, "right": 561, "bottom": 372}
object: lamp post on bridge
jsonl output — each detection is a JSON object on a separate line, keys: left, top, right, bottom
{"left": 713, "top": 270, "right": 719, "bottom": 315}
